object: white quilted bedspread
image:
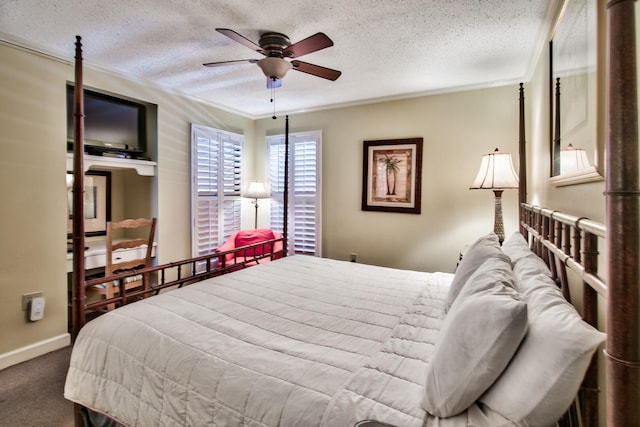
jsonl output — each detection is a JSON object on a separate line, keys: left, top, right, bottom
{"left": 65, "top": 256, "right": 452, "bottom": 427}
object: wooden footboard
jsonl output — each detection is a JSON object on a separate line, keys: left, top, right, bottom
{"left": 520, "top": 203, "right": 605, "bottom": 427}
{"left": 78, "top": 237, "right": 285, "bottom": 324}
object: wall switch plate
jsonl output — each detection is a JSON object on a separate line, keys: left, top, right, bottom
{"left": 22, "top": 292, "right": 43, "bottom": 311}
{"left": 29, "top": 297, "right": 45, "bottom": 321}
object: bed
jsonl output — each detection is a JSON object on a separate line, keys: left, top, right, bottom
{"left": 65, "top": 237, "right": 606, "bottom": 427}
{"left": 65, "top": 1, "right": 640, "bottom": 425}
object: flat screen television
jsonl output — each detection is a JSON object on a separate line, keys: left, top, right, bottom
{"left": 66, "top": 85, "right": 146, "bottom": 156}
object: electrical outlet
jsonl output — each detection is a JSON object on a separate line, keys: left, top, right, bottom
{"left": 29, "top": 297, "right": 45, "bottom": 321}
{"left": 22, "top": 292, "right": 43, "bottom": 311}
{"left": 350, "top": 253, "right": 358, "bottom": 263}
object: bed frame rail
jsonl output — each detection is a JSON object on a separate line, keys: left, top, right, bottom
{"left": 521, "top": 203, "right": 605, "bottom": 427}
{"left": 80, "top": 237, "right": 285, "bottom": 320}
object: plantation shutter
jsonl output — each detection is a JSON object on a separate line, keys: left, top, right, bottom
{"left": 191, "top": 124, "right": 243, "bottom": 259}
{"left": 267, "top": 131, "right": 321, "bottom": 256}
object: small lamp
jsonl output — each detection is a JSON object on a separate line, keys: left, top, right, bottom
{"left": 244, "top": 181, "right": 271, "bottom": 229}
{"left": 470, "top": 148, "right": 519, "bottom": 245}
{"left": 560, "top": 143, "right": 591, "bottom": 174}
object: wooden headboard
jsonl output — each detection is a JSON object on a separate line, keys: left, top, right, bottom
{"left": 519, "top": 204, "right": 605, "bottom": 426}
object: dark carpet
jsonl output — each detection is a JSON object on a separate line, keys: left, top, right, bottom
{"left": 0, "top": 346, "right": 74, "bottom": 426}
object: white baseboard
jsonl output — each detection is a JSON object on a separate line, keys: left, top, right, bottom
{"left": 0, "top": 333, "right": 71, "bottom": 371}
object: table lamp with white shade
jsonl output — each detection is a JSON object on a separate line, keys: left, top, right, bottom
{"left": 470, "top": 148, "right": 519, "bottom": 245}
{"left": 560, "top": 143, "right": 591, "bottom": 174}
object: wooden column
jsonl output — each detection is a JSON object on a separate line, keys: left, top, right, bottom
{"left": 518, "top": 83, "right": 527, "bottom": 236}
{"left": 71, "top": 36, "right": 86, "bottom": 341}
{"left": 553, "top": 77, "right": 561, "bottom": 176}
{"left": 605, "top": 1, "right": 640, "bottom": 425}
{"left": 283, "top": 115, "right": 289, "bottom": 256}
{"left": 70, "top": 35, "right": 86, "bottom": 427}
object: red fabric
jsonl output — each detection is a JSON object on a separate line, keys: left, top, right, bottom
{"left": 216, "top": 229, "right": 282, "bottom": 264}
{"left": 235, "top": 229, "right": 276, "bottom": 256}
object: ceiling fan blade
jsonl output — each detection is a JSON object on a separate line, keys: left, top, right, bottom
{"left": 284, "top": 33, "right": 333, "bottom": 58}
{"left": 291, "top": 60, "right": 341, "bottom": 81}
{"left": 216, "top": 28, "right": 264, "bottom": 54}
{"left": 203, "top": 59, "right": 258, "bottom": 67}
{"left": 266, "top": 77, "right": 282, "bottom": 89}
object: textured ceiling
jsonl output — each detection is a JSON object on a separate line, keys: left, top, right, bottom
{"left": 0, "top": 1, "right": 553, "bottom": 119}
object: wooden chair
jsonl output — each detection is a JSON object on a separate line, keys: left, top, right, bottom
{"left": 90, "top": 218, "right": 156, "bottom": 310}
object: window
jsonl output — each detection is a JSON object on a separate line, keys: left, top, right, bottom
{"left": 191, "top": 124, "right": 243, "bottom": 259}
{"left": 267, "top": 131, "right": 321, "bottom": 256}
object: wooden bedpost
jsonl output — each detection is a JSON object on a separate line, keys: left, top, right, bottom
{"left": 70, "top": 35, "right": 87, "bottom": 427}
{"left": 605, "top": 1, "right": 640, "bottom": 425}
{"left": 518, "top": 83, "right": 527, "bottom": 236}
{"left": 283, "top": 115, "right": 289, "bottom": 256}
{"left": 71, "top": 35, "right": 86, "bottom": 341}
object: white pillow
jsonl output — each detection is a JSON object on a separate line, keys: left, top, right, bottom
{"left": 501, "top": 231, "right": 533, "bottom": 263}
{"left": 479, "top": 273, "right": 606, "bottom": 426}
{"left": 513, "top": 253, "right": 553, "bottom": 290}
{"left": 454, "top": 256, "right": 516, "bottom": 302}
{"left": 446, "top": 233, "right": 505, "bottom": 311}
{"left": 501, "top": 231, "right": 552, "bottom": 287}
{"left": 423, "top": 257, "right": 527, "bottom": 417}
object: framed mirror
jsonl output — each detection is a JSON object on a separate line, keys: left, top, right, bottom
{"left": 549, "top": 0, "right": 604, "bottom": 186}
{"left": 67, "top": 170, "right": 111, "bottom": 237}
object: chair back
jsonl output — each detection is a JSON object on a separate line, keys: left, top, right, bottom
{"left": 105, "top": 217, "right": 156, "bottom": 291}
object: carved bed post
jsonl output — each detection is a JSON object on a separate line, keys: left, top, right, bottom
{"left": 518, "top": 83, "right": 527, "bottom": 236}
{"left": 605, "top": 1, "right": 640, "bottom": 425}
{"left": 71, "top": 35, "right": 86, "bottom": 341}
{"left": 283, "top": 115, "right": 289, "bottom": 256}
{"left": 70, "top": 35, "right": 86, "bottom": 427}
{"left": 552, "top": 78, "right": 561, "bottom": 176}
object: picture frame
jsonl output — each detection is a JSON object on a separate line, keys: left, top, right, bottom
{"left": 67, "top": 170, "right": 111, "bottom": 237}
{"left": 362, "top": 138, "right": 423, "bottom": 214}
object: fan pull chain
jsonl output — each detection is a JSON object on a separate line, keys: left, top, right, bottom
{"left": 271, "top": 82, "right": 277, "bottom": 120}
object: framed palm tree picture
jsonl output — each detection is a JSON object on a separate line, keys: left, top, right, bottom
{"left": 362, "top": 138, "right": 422, "bottom": 214}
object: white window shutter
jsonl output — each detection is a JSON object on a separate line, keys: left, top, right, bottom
{"left": 191, "top": 124, "right": 243, "bottom": 260}
{"left": 267, "top": 131, "right": 321, "bottom": 256}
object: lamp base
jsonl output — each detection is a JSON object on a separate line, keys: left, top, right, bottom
{"left": 252, "top": 199, "right": 259, "bottom": 229}
{"left": 493, "top": 189, "right": 505, "bottom": 245}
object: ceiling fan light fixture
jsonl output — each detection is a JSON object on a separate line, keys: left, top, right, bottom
{"left": 257, "top": 57, "right": 292, "bottom": 80}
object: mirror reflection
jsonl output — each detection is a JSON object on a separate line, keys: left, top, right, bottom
{"left": 551, "top": 0, "right": 597, "bottom": 177}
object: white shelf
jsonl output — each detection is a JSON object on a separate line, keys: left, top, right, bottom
{"left": 66, "top": 153, "right": 156, "bottom": 176}
{"left": 66, "top": 239, "right": 157, "bottom": 273}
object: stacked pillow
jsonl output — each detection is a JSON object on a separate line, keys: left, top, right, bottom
{"left": 479, "top": 232, "right": 606, "bottom": 426}
{"left": 444, "top": 233, "right": 507, "bottom": 312}
{"left": 422, "top": 232, "right": 606, "bottom": 426}
{"left": 502, "top": 231, "right": 553, "bottom": 283}
{"left": 423, "top": 234, "right": 528, "bottom": 417}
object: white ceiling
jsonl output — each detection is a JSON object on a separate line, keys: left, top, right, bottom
{"left": 0, "top": 1, "right": 554, "bottom": 119}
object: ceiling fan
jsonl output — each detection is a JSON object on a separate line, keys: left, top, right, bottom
{"left": 204, "top": 28, "right": 342, "bottom": 88}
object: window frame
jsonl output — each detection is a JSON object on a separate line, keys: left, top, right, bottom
{"left": 190, "top": 123, "right": 244, "bottom": 259}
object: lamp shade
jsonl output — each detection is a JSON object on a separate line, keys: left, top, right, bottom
{"left": 470, "top": 148, "right": 519, "bottom": 190}
{"left": 257, "top": 57, "right": 292, "bottom": 80}
{"left": 560, "top": 144, "right": 591, "bottom": 174}
{"left": 244, "top": 181, "right": 271, "bottom": 199}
